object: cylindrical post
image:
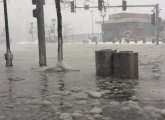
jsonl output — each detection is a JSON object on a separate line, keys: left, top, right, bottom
{"left": 91, "top": 11, "right": 94, "bottom": 38}
{"left": 155, "top": 4, "right": 159, "bottom": 45}
{"left": 52, "top": 19, "right": 56, "bottom": 42}
{"left": 103, "top": 16, "right": 105, "bottom": 42}
{"left": 3, "top": 0, "right": 13, "bottom": 66}
{"left": 100, "top": 6, "right": 106, "bottom": 43}
{"left": 36, "top": 3, "right": 47, "bottom": 66}
{"left": 53, "top": 24, "right": 56, "bottom": 42}
{"left": 30, "top": 22, "right": 34, "bottom": 42}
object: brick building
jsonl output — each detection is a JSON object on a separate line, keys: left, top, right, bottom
{"left": 98, "top": 13, "right": 165, "bottom": 42}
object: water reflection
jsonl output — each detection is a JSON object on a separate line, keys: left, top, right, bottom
{"left": 6, "top": 68, "right": 15, "bottom": 103}
{"left": 59, "top": 79, "right": 65, "bottom": 91}
{"left": 36, "top": 73, "right": 57, "bottom": 119}
{"left": 96, "top": 77, "right": 139, "bottom": 101}
{"left": 40, "top": 73, "right": 48, "bottom": 99}
{"left": 39, "top": 73, "right": 49, "bottom": 112}
{"left": 57, "top": 73, "right": 66, "bottom": 112}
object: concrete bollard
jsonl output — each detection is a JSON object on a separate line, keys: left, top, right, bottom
{"left": 95, "top": 49, "right": 116, "bottom": 77}
{"left": 114, "top": 51, "right": 139, "bottom": 79}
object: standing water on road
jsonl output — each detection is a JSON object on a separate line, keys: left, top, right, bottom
{"left": 0, "top": 44, "right": 165, "bottom": 120}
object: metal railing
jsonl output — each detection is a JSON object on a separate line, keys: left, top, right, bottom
{"left": 46, "top": 33, "right": 102, "bottom": 43}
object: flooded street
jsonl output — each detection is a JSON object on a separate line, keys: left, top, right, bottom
{"left": 0, "top": 43, "right": 165, "bottom": 120}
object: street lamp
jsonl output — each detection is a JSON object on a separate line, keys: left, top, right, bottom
{"left": 52, "top": 19, "right": 56, "bottom": 42}
{"left": 90, "top": 10, "right": 98, "bottom": 44}
{"left": 3, "top": 0, "right": 13, "bottom": 66}
{"left": 100, "top": 6, "right": 107, "bottom": 42}
{"left": 90, "top": 10, "right": 94, "bottom": 38}
{"left": 155, "top": 4, "right": 160, "bottom": 45}
{"left": 30, "top": 22, "right": 34, "bottom": 42}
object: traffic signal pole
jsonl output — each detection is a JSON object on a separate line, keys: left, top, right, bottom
{"left": 155, "top": 4, "right": 159, "bottom": 45}
{"left": 75, "top": 4, "right": 156, "bottom": 9}
{"left": 30, "top": 22, "right": 34, "bottom": 42}
{"left": 3, "top": 0, "right": 13, "bottom": 66}
{"left": 75, "top": 3, "right": 160, "bottom": 45}
{"left": 37, "top": 3, "right": 47, "bottom": 66}
{"left": 52, "top": 19, "right": 56, "bottom": 42}
{"left": 32, "top": 0, "right": 47, "bottom": 66}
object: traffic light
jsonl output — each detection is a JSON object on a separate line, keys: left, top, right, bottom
{"left": 70, "top": 1, "right": 75, "bottom": 13}
{"left": 98, "top": 0, "right": 103, "bottom": 10}
{"left": 151, "top": 13, "right": 155, "bottom": 25}
{"left": 32, "top": 0, "right": 38, "bottom": 18}
{"left": 32, "top": 0, "right": 45, "bottom": 5}
{"left": 122, "top": 0, "right": 127, "bottom": 11}
{"left": 33, "top": 9, "right": 38, "bottom": 18}
{"left": 32, "top": 0, "right": 45, "bottom": 18}
{"left": 32, "top": 0, "right": 37, "bottom": 5}
{"left": 84, "top": 4, "right": 89, "bottom": 10}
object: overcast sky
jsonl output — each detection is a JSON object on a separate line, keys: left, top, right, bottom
{"left": 0, "top": 0, "right": 165, "bottom": 43}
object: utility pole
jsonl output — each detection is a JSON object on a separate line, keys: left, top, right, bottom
{"left": 30, "top": 22, "right": 34, "bottom": 42}
{"left": 100, "top": 6, "right": 107, "bottom": 43}
{"left": 3, "top": 0, "right": 13, "bottom": 66}
{"left": 155, "top": 4, "right": 160, "bottom": 45}
{"left": 90, "top": 10, "right": 98, "bottom": 44}
{"left": 90, "top": 11, "right": 94, "bottom": 38}
{"left": 52, "top": 19, "right": 56, "bottom": 42}
{"left": 32, "top": 0, "right": 47, "bottom": 66}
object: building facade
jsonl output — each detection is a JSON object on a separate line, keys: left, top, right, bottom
{"left": 99, "top": 13, "right": 165, "bottom": 42}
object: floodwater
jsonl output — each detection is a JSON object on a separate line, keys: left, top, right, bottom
{"left": 0, "top": 43, "right": 165, "bottom": 120}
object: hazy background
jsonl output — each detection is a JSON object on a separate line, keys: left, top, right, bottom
{"left": 0, "top": 0, "right": 164, "bottom": 43}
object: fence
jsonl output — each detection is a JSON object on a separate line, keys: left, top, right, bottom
{"left": 46, "top": 33, "right": 102, "bottom": 43}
